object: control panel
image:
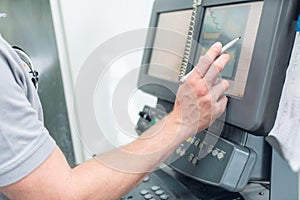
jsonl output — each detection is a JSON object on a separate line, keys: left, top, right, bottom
{"left": 136, "top": 106, "right": 257, "bottom": 192}
{"left": 121, "top": 169, "right": 200, "bottom": 200}
{"left": 167, "top": 131, "right": 256, "bottom": 192}
{"left": 122, "top": 168, "right": 245, "bottom": 200}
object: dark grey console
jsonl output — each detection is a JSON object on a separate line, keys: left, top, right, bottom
{"left": 167, "top": 131, "right": 256, "bottom": 192}
{"left": 136, "top": 106, "right": 257, "bottom": 192}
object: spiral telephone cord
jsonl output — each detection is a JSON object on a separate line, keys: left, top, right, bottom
{"left": 178, "top": 0, "right": 200, "bottom": 81}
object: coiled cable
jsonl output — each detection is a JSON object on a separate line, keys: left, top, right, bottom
{"left": 178, "top": 0, "right": 199, "bottom": 81}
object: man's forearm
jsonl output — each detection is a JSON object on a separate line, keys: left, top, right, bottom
{"left": 71, "top": 113, "right": 187, "bottom": 200}
{"left": 1, "top": 113, "right": 187, "bottom": 200}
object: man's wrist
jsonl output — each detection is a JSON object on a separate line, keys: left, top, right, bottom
{"left": 166, "top": 111, "right": 196, "bottom": 143}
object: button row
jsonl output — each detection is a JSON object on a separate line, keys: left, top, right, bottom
{"left": 188, "top": 137, "right": 226, "bottom": 161}
{"left": 212, "top": 149, "right": 225, "bottom": 160}
{"left": 187, "top": 153, "right": 199, "bottom": 165}
{"left": 140, "top": 186, "right": 169, "bottom": 200}
{"left": 175, "top": 147, "right": 186, "bottom": 157}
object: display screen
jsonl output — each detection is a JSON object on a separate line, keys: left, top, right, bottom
{"left": 198, "top": 2, "right": 263, "bottom": 98}
{"left": 147, "top": 10, "right": 192, "bottom": 82}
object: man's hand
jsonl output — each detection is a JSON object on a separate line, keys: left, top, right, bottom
{"left": 171, "top": 42, "right": 230, "bottom": 137}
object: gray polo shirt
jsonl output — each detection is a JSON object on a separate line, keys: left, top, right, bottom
{"left": 0, "top": 36, "right": 56, "bottom": 199}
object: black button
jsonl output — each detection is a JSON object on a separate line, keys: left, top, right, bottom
{"left": 188, "top": 154, "right": 195, "bottom": 162}
{"left": 155, "top": 190, "right": 164, "bottom": 195}
{"left": 151, "top": 186, "right": 160, "bottom": 191}
{"left": 194, "top": 139, "right": 200, "bottom": 147}
{"left": 140, "top": 189, "right": 149, "bottom": 195}
{"left": 160, "top": 194, "right": 169, "bottom": 200}
{"left": 144, "top": 194, "right": 153, "bottom": 199}
{"left": 192, "top": 157, "right": 198, "bottom": 165}
{"left": 142, "top": 176, "right": 150, "bottom": 182}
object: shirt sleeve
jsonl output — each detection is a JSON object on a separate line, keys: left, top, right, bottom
{"left": 0, "top": 48, "right": 56, "bottom": 187}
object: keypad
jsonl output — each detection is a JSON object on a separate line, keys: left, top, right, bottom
{"left": 138, "top": 188, "right": 170, "bottom": 199}
{"left": 121, "top": 172, "right": 172, "bottom": 200}
{"left": 139, "top": 184, "right": 169, "bottom": 199}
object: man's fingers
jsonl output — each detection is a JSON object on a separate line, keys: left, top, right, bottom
{"left": 204, "top": 53, "right": 230, "bottom": 86}
{"left": 194, "top": 42, "right": 222, "bottom": 78}
{"left": 210, "top": 79, "right": 230, "bottom": 102}
{"left": 213, "top": 96, "right": 228, "bottom": 119}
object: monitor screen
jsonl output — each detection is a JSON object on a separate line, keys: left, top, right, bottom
{"left": 198, "top": 2, "right": 263, "bottom": 99}
{"left": 139, "top": 0, "right": 297, "bottom": 134}
{"left": 147, "top": 9, "right": 192, "bottom": 82}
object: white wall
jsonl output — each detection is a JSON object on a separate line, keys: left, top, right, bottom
{"left": 50, "top": 0, "right": 156, "bottom": 163}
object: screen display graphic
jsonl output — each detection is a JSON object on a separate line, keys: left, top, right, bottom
{"left": 198, "top": 2, "right": 263, "bottom": 98}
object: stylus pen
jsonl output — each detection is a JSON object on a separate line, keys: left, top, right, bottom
{"left": 179, "top": 37, "right": 241, "bottom": 83}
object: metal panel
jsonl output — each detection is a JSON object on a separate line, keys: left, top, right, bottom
{"left": 0, "top": 0, "right": 75, "bottom": 167}
{"left": 270, "top": 150, "right": 298, "bottom": 200}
